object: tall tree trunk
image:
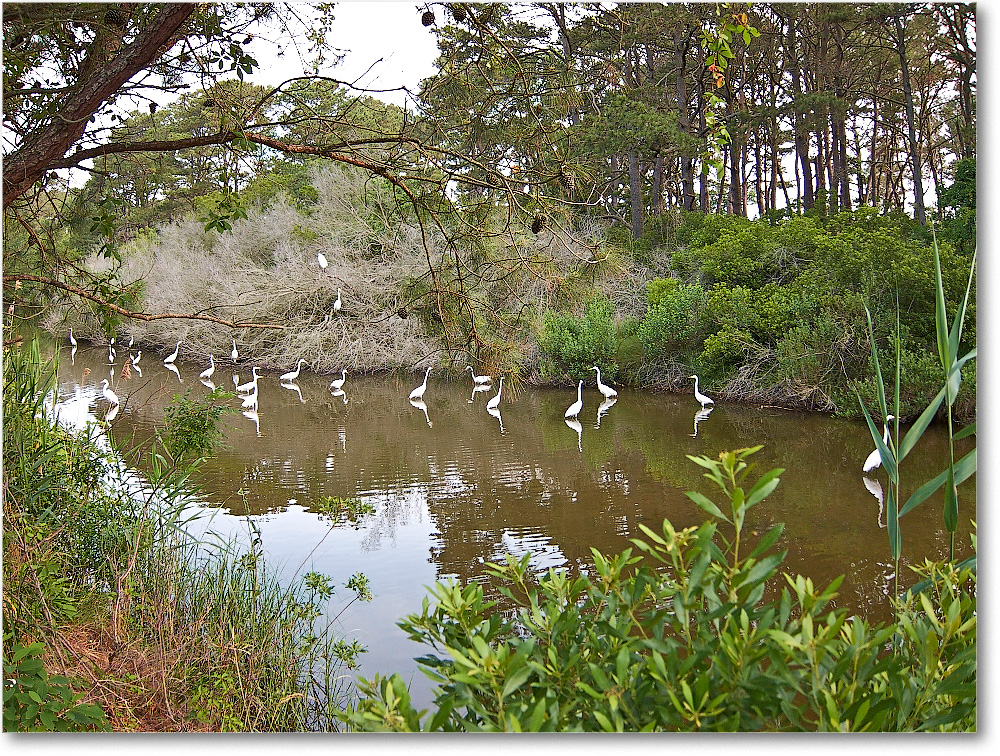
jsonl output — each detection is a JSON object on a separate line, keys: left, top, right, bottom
{"left": 893, "top": 14, "right": 927, "bottom": 225}
{"left": 628, "top": 151, "right": 644, "bottom": 238}
{"left": 674, "top": 28, "right": 695, "bottom": 210}
{"left": 788, "top": 18, "right": 814, "bottom": 211}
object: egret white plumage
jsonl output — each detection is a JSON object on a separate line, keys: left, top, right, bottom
{"left": 100, "top": 379, "right": 119, "bottom": 406}
{"left": 565, "top": 379, "right": 583, "bottom": 419}
{"left": 127, "top": 333, "right": 134, "bottom": 349}
{"left": 231, "top": 339, "right": 238, "bottom": 362}
{"left": 333, "top": 288, "right": 342, "bottom": 313}
{"left": 487, "top": 377, "right": 504, "bottom": 410}
{"left": 163, "top": 340, "right": 181, "bottom": 365}
{"left": 107, "top": 344, "right": 115, "bottom": 364}
{"left": 596, "top": 396, "right": 617, "bottom": 428}
{"left": 131, "top": 350, "right": 141, "bottom": 366}
{"left": 591, "top": 365, "right": 618, "bottom": 399}
{"left": 467, "top": 366, "right": 492, "bottom": 385}
{"left": 235, "top": 367, "right": 259, "bottom": 393}
{"left": 199, "top": 355, "right": 216, "bottom": 380}
{"left": 241, "top": 388, "right": 259, "bottom": 410}
{"left": 689, "top": 374, "right": 714, "bottom": 408}
{"left": 317, "top": 252, "right": 328, "bottom": 271}
{"left": 68, "top": 328, "right": 77, "bottom": 347}
{"left": 410, "top": 397, "right": 432, "bottom": 427}
{"left": 280, "top": 358, "right": 308, "bottom": 382}
{"left": 409, "top": 367, "right": 431, "bottom": 400}
{"left": 330, "top": 369, "right": 347, "bottom": 390}
{"left": 863, "top": 415, "right": 895, "bottom": 472}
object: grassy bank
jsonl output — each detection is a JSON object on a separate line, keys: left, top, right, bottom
{"left": 2, "top": 332, "right": 365, "bottom": 731}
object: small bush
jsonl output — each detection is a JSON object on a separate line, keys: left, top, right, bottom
{"left": 539, "top": 294, "right": 619, "bottom": 381}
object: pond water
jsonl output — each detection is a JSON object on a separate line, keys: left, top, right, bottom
{"left": 50, "top": 339, "right": 976, "bottom": 710}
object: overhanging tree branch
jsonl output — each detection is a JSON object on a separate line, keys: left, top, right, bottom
{"left": 2, "top": 3, "right": 194, "bottom": 209}
{"left": 3, "top": 273, "right": 286, "bottom": 331}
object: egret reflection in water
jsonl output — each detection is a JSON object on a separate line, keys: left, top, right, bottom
{"left": 596, "top": 396, "right": 617, "bottom": 428}
{"left": 282, "top": 381, "right": 305, "bottom": 403}
{"left": 104, "top": 402, "right": 120, "bottom": 423}
{"left": 565, "top": 417, "right": 583, "bottom": 452}
{"left": 487, "top": 405, "right": 504, "bottom": 434}
{"left": 469, "top": 383, "right": 492, "bottom": 403}
{"left": 690, "top": 406, "right": 713, "bottom": 437}
{"left": 410, "top": 397, "right": 432, "bottom": 427}
{"left": 242, "top": 408, "right": 261, "bottom": 437}
{"left": 200, "top": 378, "right": 216, "bottom": 391}
{"left": 862, "top": 476, "right": 886, "bottom": 529}
{"left": 331, "top": 388, "right": 347, "bottom": 404}
{"left": 164, "top": 362, "right": 182, "bottom": 383}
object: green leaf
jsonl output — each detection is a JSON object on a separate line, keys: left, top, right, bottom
{"left": 900, "top": 448, "right": 975, "bottom": 517}
{"left": 898, "top": 385, "right": 946, "bottom": 461}
{"left": 685, "top": 490, "right": 729, "bottom": 523}
{"left": 933, "top": 241, "right": 950, "bottom": 370}
{"left": 953, "top": 421, "right": 976, "bottom": 441}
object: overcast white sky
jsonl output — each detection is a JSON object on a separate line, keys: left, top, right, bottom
{"left": 249, "top": 1, "right": 442, "bottom": 107}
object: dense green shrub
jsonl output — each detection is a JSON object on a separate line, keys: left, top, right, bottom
{"left": 637, "top": 278, "right": 706, "bottom": 359}
{"left": 339, "top": 448, "right": 976, "bottom": 732}
{"left": 539, "top": 294, "right": 619, "bottom": 381}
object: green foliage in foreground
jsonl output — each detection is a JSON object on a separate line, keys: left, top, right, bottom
{"left": 3, "top": 640, "right": 109, "bottom": 732}
{"left": 2, "top": 334, "right": 365, "bottom": 731}
{"left": 339, "top": 448, "right": 976, "bottom": 732}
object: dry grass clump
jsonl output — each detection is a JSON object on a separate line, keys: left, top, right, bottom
{"left": 45, "top": 165, "right": 645, "bottom": 380}
{"left": 51, "top": 166, "right": 445, "bottom": 375}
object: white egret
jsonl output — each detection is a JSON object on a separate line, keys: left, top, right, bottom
{"left": 281, "top": 358, "right": 308, "bottom": 382}
{"left": 330, "top": 369, "right": 347, "bottom": 391}
{"left": 199, "top": 355, "right": 216, "bottom": 380}
{"left": 333, "top": 288, "right": 342, "bottom": 314}
{"left": 409, "top": 366, "right": 431, "bottom": 400}
{"left": 467, "top": 366, "right": 492, "bottom": 385}
{"left": 163, "top": 340, "right": 182, "bottom": 364}
{"left": 231, "top": 339, "right": 238, "bottom": 363}
{"left": 591, "top": 365, "right": 618, "bottom": 399}
{"left": 127, "top": 333, "right": 134, "bottom": 349}
{"left": 863, "top": 415, "right": 895, "bottom": 472}
{"left": 689, "top": 374, "right": 714, "bottom": 408}
{"left": 486, "top": 377, "right": 504, "bottom": 410}
{"left": 317, "top": 252, "right": 328, "bottom": 271}
{"left": 235, "top": 367, "right": 259, "bottom": 393}
{"left": 107, "top": 344, "right": 116, "bottom": 364}
{"left": 68, "top": 328, "right": 77, "bottom": 347}
{"left": 565, "top": 379, "right": 583, "bottom": 419}
{"left": 131, "top": 350, "right": 141, "bottom": 366}
{"left": 105, "top": 402, "right": 120, "bottom": 423}
{"left": 241, "top": 388, "right": 259, "bottom": 410}
{"left": 100, "top": 379, "right": 119, "bottom": 406}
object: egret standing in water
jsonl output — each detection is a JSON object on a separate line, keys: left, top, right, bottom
{"left": 863, "top": 415, "right": 895, "bottom": 472}
{"left": 467, "top": 366, "right": 492, "bottom": 385}
{"left": 565, "top": 379, "right": 583, "bottom": 419}
{"left": 281, "top": 358, "right": 308, "bottom": 382}
{"left": 68, "top": 328, "right": 77, "bottom": 347}
{"left": 591, "top": 365, "right": 618, "bottom": 399}
{"left": 100, "top": 379, "right": 119, "bottom": 406}
{"left": 199, "top": 355, "right": 216, "bottom": 381}
{"left": 163, "top": 340, "right": 182, "bottom": 365}
{"left": 409, "top": 367, "right": 431, "bottom": 400}
{"left": 330, "top": 369, "right": 347, "bottom": 391}
{"left": 235, "top": 367, "right": 260, "bottom": 393}
{"left": 231, "top": 339, "right": 238, "bottom": 363}
{"left": 689, "top": 374, "right": 714, "bottom": 408}
{"left": 487, "top": 377, "right": 504, "bottom": 410}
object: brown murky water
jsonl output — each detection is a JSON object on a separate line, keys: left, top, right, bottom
{"left": 52, "top": 340, "right": 977, "bottom": 708}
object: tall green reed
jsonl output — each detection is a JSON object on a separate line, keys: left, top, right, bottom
{"left": 858, "top": 232, "right": 976, "bottom": 594}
